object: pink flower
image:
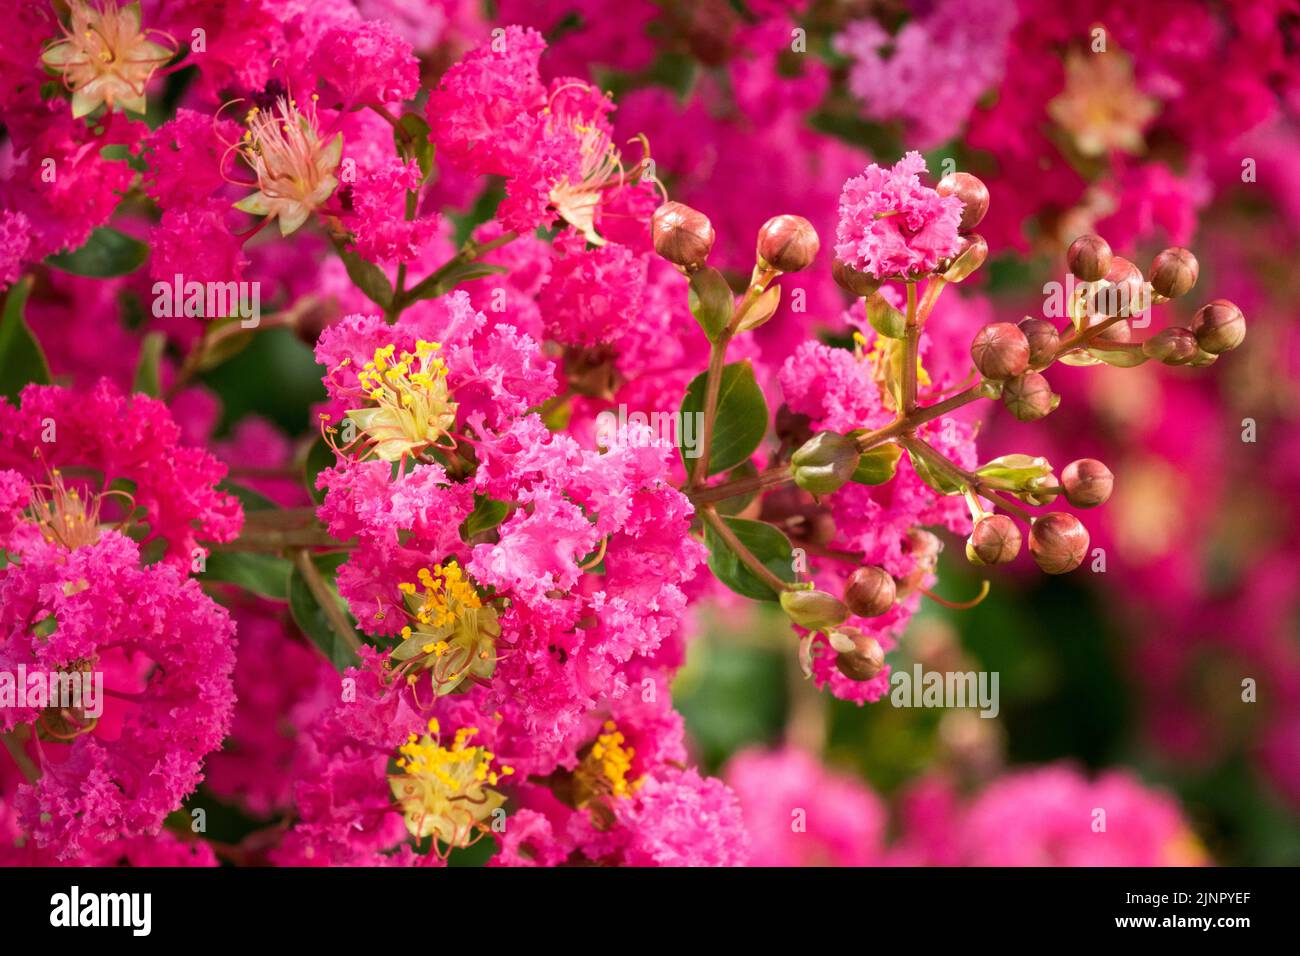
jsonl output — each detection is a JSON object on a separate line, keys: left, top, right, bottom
{"left": 726, "top": 747, "right": 886, "bottom": 866}
{"left": 835, "top": 151, "right": 963, "bottom": 279}
{"left": 0, "top": 526, "right": 235, "bottom": 860}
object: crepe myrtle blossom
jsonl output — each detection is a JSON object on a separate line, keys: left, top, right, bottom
{"left": 40, "top": 0, "right": 177, "bottom": 119}
{"left": 0, "top": 471, "right": 235, "bottom": 861}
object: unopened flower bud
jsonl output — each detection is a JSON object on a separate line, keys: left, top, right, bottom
{"left": 1142, "top": 327, "right": 1200, "bottom": 365}
{"left": 1186, "top": 348, "right": 1218, "bottom": 367}
{"left": 941, "top": 234, "right": 988, "bottom": 282}
{"left": 1061, "top": 458, "right": 1113, "bottom": 508}
{"left": 780, "top": 587, "right": 849, "bottom": 629}
{"left": 1089, "top": 256, "right": 1146, "bottom": 319}
{"left": 651, "top": 201, "right": 714, "bottom": 272}
{"left": 971, "top": 322, "right": 1030, "bottom": 380}
{"left": 843, "top": 565, "right": 897, "bottom": 617}
{"left": 1028, "top": 513, "right": 1090, "bottom": 574}
{"left": 1018, "top": 318, "right": 1060, "bottom": 370}
{"left": 966, "top": 514, "right": 1022, "bottom": 565}
{"left": 1149, "top": 247, "right": 1198, "bottom": 299}
{"left": 757, "top": 214, "right": 819, "bottom": 272}
{"left": 936, "top": 172, "right": 990, "bottom": 231}
{"left": 1002, "top": 371, "right": 1058, "bottom": 422}
{"left": 836, "top": 634, "right": 886, "bottom": 681}
{"left": 1190, "top": 299, "right": 1246, "bottom": 354}
{"left": 897, "top": 529, "right": 943, "bottom": 598}
{"left": 791, "top": 431, "right": 860, "bottom": 496}
{"left": 1067, "top": 234, "right": 1113, "bottom": 282}
{"left": 832, "top": 258, "right": 881, "bottom": 297}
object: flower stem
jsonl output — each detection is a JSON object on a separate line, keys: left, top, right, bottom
{"left": 292, "top": 548, "right": 363, "bottom": 654}
{"left": 698, "top": 505, "right": 791, "bottom": 594}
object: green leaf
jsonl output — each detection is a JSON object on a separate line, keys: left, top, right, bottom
{"left": 680, "top": 360, "right": 768, "bottom": 478}
{"left": 715, "top": 461, "right": 758, "bottom": 516}
{"left": 289, "top": 552, "right": 361, "bottom": 671}
{"left": 406, "top": 261, "right": 508, "bottom": 303}
{"left": 0, "top": 277, "right": 51, "bottom": 402}
{"left": 461, "top": 494, "right": 510, "bottom": 540}
{"left": 704, "top": 516, "right": 795, "bottom": 601}
{"left": 687, "top": 267, "right": 733, "bottom": 341}
{"left": 46, "top": 227, "right": 147, "bottom": 277}
{"left": 133, "top": 331, "right": 165, "bottom": 397}
{"left": 865, "top": 291, "right": 906, "bottom": 339}
{"left": 303, "top": 437, "right": 336, "bottom": 505}
{"left": 395, "top": 113, "right": 434, "bottom": 180}
{"left": 217, "top": 479, "right": 279, "bottom": 513}
{"left": 850, "top": 442, "right": 902, "bottom": 485}
{"left": 336, "top": 244, "right": 393, "bottom": 309}
{"left": 203, "top": 551, "right": 292, "bottom": 600}
{"left": 906, "top": 447, "right": 965, "bottom": 496}
{"left": 1086, "top": 345, "right": 1148, "bottom": 368}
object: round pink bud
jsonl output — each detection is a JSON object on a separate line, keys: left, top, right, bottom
{"left": 971, "top": 322, "right": 1031, "bottom": 380}
{"left": 1067, "top": 234, "right": 1113, "bottom": 283}
{"left": 1061, "top": 458, "right": 1113, "bottom": 508}
{"left": 1028, "top": 513, "right": 1090, "bottom": 574}
{"left": 1002, "top": 371, "right": 1057, "bottom": 422}
{"left": 1018, "top": 318, "right": 1061, "bottom": 370}
{"left": 1149, "top": 247, "right": 1199, "bottom": 299}
{"left": 836, "top": 633, "right": 886, "bottom": 682}
{"left": 1090, "top": 256, "right": 1146, "bottom": 319}
{"left": 936, "top": 172, "right": 990, "bottom": 232}
{"left": 832, "top": 258, "right": 881, "bottom": 297}
{"left": 1142, "top": 327, "right": 1200, "bottom": 365}
{"left": 1190, "top": 299, "right": 1246, "bottom": 354}
{"left": 843, "top": 565, "right": 897, "bottom": 618}
{"left": 968, "top": 514, "right": 1022, "bottom": 565}
{"left": 757, "top": 214, "right": 820, "bottom": 273}
{"left": 651, "top": 201, "right": 715, "bottom": 272}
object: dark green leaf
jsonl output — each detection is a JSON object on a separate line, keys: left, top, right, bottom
{"left": 906, "top": 447, "right": 965, "bottom": 496}
{"left": 704, "top": 516, "right": 795, "bottom": 601}
{"left": 336, "top": 244, "right": 393, "bottom": 309}
{"left": 203, "top": 551, "right": 292, "bottom": 600}
{"left": 46, "top": 227, "right": 147, "bottom": 277}
{"left": 461, "top": 494, "right": 510, "bottom": 540}
{"left": 680, "top": 360, "right": 768, "bottom": 478}
{"left": 0, "top": 277, "right": 51, "bottom": 402}
{"left": 395, "top": 113, "right": 434, "bottom": 180}
{"left": 406, "top": 261, "right": 508, "bottom": 303}
{"left": 715, "top": 461, "right": 758, "bottom": 516}
{"left": 303, "top": 437, "right": 336, "bottom": 505}
{"left": 289, "top": 552, "right": 361, "bottom": 671}
{"left": 217, "top": 479, "right": 279, "bottom": 513}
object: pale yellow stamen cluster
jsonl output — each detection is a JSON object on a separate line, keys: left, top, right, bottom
{"left": 232, "top": 94, "right": 342, "bottom": 236}
{"left": 389, "top": 718, "right": 513, "bottom": 845}
{"left": 27, "top": 470, "right": 105, "bottom": 551}
{"left": 543, "top": 85, "right": 631, "bottom": 246}
{"left": 40, "top": 0, "right": 176, "bottom": 119}
{"left": 574, "top": 720, "right": 643, "bottom": 806}
{"left": 339, "top": 342, "right": 458, "bottom": 463}
{"left": 390, "top": 562, "right": 500, "bottom": 696}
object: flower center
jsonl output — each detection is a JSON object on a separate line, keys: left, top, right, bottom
{"left": 41, "top": 0, "right": 175, "bottom": 119}
{"left": 389, "top": 719, "right": 513, "bottom": 847}
{"left": 390, "top": 562, "right": 500, "bottom": 696}
{"left": 232, "top": 95, "right": 343, "bottom": 235}
{"left": 573, "top": 721, "right": 642, "bottom": 806}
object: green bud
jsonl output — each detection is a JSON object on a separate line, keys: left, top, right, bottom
{"left": 791, "top": 432, "right": 860, "bottom": 496}
{"left": 780, "top": 587, "right": 850, "bottom": 629}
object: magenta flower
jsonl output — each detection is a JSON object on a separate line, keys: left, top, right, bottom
{"left": 835, "top": 151, "right": 964, "bottom": 279}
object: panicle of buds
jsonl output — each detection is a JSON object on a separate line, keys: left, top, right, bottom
{"left": 1190, "top": 299, "right": 1246, "bottom": 354}
{"left": 1061, "top": 458, "right": 1113, "bottom": 508}
{"left": 936, "top": 172, "right": 990, "bottom": 232}
{"left": 1149, "top": 247, "right": 1199, "bottom": 299}
{"left": 1067, "top": 234, "right": 1113, "bottom": 282}
{"left": 1028, "top": 513, "right": 1090, "bottom": 574}
{"left": 1002, "top": 371, "right": 1058, "bottom": 422}
{"left": 651, "top": 201, "right": 715, "bottom": 273}
{"left": 843, "top": 565, "right": 897, "bottom": 617}
{"left": 971, "top": 322, "right": 1030, "bottom": 380}
{"left": 966, "top": 514, "right": 1022, "bottom": 566}
{"left": 757, "top": 215, "right": 820, "bottom": 273}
